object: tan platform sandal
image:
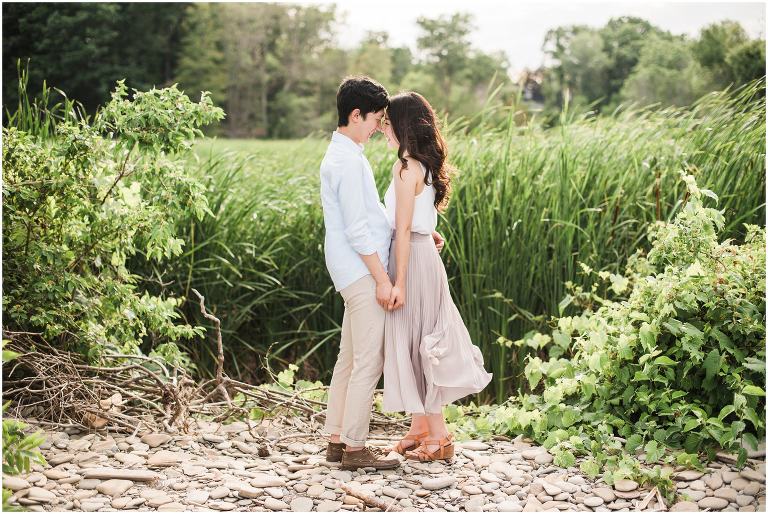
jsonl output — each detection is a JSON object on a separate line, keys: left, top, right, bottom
{"left": 392, "top": 431, "right": 429, "bottom": 455}
{"left": 404, "top": 433, "right": 455, "bottom": 462}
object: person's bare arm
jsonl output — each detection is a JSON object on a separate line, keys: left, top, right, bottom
{"left": 388, "top": 159, "right": 420, "bottom": 311}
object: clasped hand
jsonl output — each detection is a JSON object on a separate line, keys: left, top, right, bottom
{"left": 376, "top": 231, "right": 444, "bottom": 311}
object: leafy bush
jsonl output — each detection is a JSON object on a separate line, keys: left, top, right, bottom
{"left": 2, "top": 343, "right": 46, "bottom": 511}
{"left": 2, "top": 78, "right": 225, "bottom": 363}
{"left": 451, "top": 171, "right": 765, "bottom": 501}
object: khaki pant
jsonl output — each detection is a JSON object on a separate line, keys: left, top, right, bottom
{"left": 323, "top": 274, "right": 385, "bottom": 446}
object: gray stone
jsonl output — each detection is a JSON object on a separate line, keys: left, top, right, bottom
{"left": 96, "top": 479, "right": 133, "bottom": 498}
{"left": 316, "top": 499, "right": 342, "bottom": 512}
{"left": 2, "top": 476, "right": 30, "bottom": 491}
{"left": 715, "top": 487, "right": 739, "bottom": 502}
{"left": 251, "top": 473, "right": 286, "bottom": 488}
{"left": 290, "top": 497, "right": 314, "bottom": 512}
{"left": 613, "top": 479, "right": 638, "bottom": 492}
{"left": 584, "top": 496, "right": 604, "bottom": 507}
{"left": 209, "top": 486, "right": 230, "bottom": 499}
{"left": 307, "top": 484, "right": 326, "bottom": 497}
{"left": 461, "top": 441, "right": 491, "bottom": 451}
{"left": 743, "top": 482, "right": 761, "bottom": 496}
{"left": 209, "top": 501, "right": 237, "bottom": 511}
{"left": 382, "top": 486, "right": 409, "bottom": 499}
{"left": 592, "top": 487, "right": 616, "bottom": 502}
{"left": 186, "top": 490, "right": 209, "bottom": 504}
{"left": 113, "top": 453, "right": 145, "bottom": 465}
{"left": 671, "top": 501, "right": 699, "bottom": 511}
{"left": 731, "top": 478, "right": 750, "bottom": 491}
{"left": 264, "top": 497, "right": 290, "bottom": 510}
{"left": 480, "top": 471, "right": 503, "bottom": 484}
{"left": 704, "top": 473, "right": 724, "bottom": 490}
{"left": 82, "top": 468, "right": 160, "bottom": 481}
{"left": 674, "top": 470, "right": 705, "bottom": 481}
{"left": 737, "top": 494, "right": 755, "bottom": 507}
{"left": 239, "top": 485, "right": 262, "bottom": 499}
{"left": 147, "top": 494, "right": 174, "bottom": 507}
{"left": 43, "top": 468, "right": 70, "bottom": 480}
{"left": 698, "top": 497, "right": 730, "bottom": 509}
{"left": 158, "top": 502, "right": 186, "bottom": 512}
{"left": 740, "top": 468, "right": 764, "bottom": 482}
{"left": 683, "top": 490, "right": 707, "bottom": 502}
{"left": 463, "top": 484, "right": 483, "bottom": 495}
{"left": 77, "top": 479, "right": 101, "bottom": 490}
{"left": 689, "top": 479, "right": 707, "bottom": 491}
{"left": 27, "top": 487, "right": 56, "bottom": 503}
{"left": 49, "top": 454, "right": 74, "bottom": 466}
{"left": 496, "top": 500, "right": 523, "bottom": 512}
{"left": 140, "top": 433, "right": 172, "bottom": 448}
{"left": 541, "top": 482, "right": 562, "bottom": 496}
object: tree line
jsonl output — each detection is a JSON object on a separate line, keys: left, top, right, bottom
{"left": 3, "top": 3, "right": 765, "bottom": 138}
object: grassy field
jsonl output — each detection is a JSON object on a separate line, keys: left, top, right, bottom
{"left": 158, "top": 81, "right": 766, "bottom": 404}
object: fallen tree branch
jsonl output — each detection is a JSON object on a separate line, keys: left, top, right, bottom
{"left": 331, "top": 480, "right": 403, "bottom": 512}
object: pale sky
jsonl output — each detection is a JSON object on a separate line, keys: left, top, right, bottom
{"left": 305, "top": 0, "right": 766, "bottom": 77}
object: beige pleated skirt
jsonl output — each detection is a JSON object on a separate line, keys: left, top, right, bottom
{"left": 382, "top": 232, "right": 493, "bottom": 415}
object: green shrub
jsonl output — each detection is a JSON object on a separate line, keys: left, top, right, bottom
{"left": 449, "top": 171, "right": 765, "bottom": 501}
{"left": 2, "top": 342, "right": 46, "bottom": 511}
{"left": 2, "top": 78, "right": 224, "bottom": 363}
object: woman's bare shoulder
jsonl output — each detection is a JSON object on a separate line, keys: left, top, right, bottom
{"left": 393, "top": 156, "right": 421, "bottom": 181}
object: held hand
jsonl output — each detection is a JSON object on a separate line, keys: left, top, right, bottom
{"left": 388, "top": 284, "right": 405, "bottom": 311}
{"left": 432, "top": 230, "right": 445, "bottom": 253}
{"left": 376, "top": 280, "right": 393, "bottom": 310}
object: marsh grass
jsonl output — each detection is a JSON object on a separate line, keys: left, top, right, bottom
{"left": 158, "top": 80, "right": 764, "bottom": 402}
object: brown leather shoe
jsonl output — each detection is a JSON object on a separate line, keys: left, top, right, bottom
{"left": 340, "top": 446, "right": 400, "bottom": 470}
{"left": 326, "top": 441, "right": 345, "bottom": 462}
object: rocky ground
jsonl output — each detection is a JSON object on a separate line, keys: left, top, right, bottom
{"left": 3, "top": 418, "right": 765, "bottom": 512}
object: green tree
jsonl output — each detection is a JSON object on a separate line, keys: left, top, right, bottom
{"left": 2, "top": 3, "right": 188, "bottom": 116}
{"left": 726, "top": 39, "right": 767, "bottom": 87}
{"left": 174, "top": 3, "right": 228, "bottom": 124}
{"left": 348, "top": 31, "right": 393, "bottom": 88}
{"left": 416, "top": 13, "right": 474, "bottom": 111}
{"left": 620, "top": 35, "right": 711, "bottom": 107}
{"left": 693, "top": 20, "right": 749, "bottom": 86}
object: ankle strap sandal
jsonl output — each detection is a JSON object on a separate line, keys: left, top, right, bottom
{"left": 393, "top": 431, "right": 429, "bottom": 455}
{"left": 405, "top": 433, "right": 455, "bottom": 462}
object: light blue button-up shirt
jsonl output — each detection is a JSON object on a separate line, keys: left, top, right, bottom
{"left": 319, "top": 131, "right": 392, "bottom": 292}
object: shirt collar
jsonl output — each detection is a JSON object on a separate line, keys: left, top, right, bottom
{"left": 332, "top": 130, "right": 364, "bottom": 154}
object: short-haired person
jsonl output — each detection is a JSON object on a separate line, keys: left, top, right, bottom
{"left": 319, "top": 76, "right": 402, "bottom": 470}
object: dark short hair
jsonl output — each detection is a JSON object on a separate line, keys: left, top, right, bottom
{"left": 336, "top": 76, "right": 389, "bottom": 127}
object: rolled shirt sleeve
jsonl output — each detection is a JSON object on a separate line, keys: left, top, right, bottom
{"left": 337, "top": 159, "right": 376, "bottom": 255}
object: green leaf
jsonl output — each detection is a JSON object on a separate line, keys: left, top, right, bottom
{"left": 654, "top": 356, "right": 677, "bottom": 366}
{"left": 644, "top": 440, "right": 664, "bottom": 463}
{"left": 717, "top": 405, "right": 735, "bottom": 421}
{"left": 683, "top": 419, "right": 700, "bottom": 432}
{"left": 742, "top": 432, "right": 759, "bottom": 451}
{"left": 555, "top": 449, "right": 576, "bottom": 468}
{"left": 625, "top": 434, "right": 643, "bottom": 453}
{"left": 1, "top": 350, "right": 20, "bottom": 362}
{"left": 743, "top": 385, "right": 766, "bottom": 397}
{"left": 703, "top": 349, "right": 721, "bottom": 382}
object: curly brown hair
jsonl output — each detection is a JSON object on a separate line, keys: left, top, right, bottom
{"left": 386, "top": 92, "right": 454, "bottom": 211}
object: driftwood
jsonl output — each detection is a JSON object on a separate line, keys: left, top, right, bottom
{"left": 2, "top": 293, "right": 408, "bottom": 440}
{"left": 332, "top": 479, "right": 403, "bottom": 512}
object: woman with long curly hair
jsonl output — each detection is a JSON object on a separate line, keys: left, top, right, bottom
{"left": 380, "top": 92, "right": 493, "bottom": 462}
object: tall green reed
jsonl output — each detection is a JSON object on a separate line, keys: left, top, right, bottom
{"left": 4, "top": 59, "right": 88, "bottom": 136}
{"left": 155, "top": 80, "right": 764, "bottom": 402}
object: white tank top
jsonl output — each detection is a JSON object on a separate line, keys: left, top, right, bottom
{"left": 384, "top": 160, "right": 438, "bottom": 235}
